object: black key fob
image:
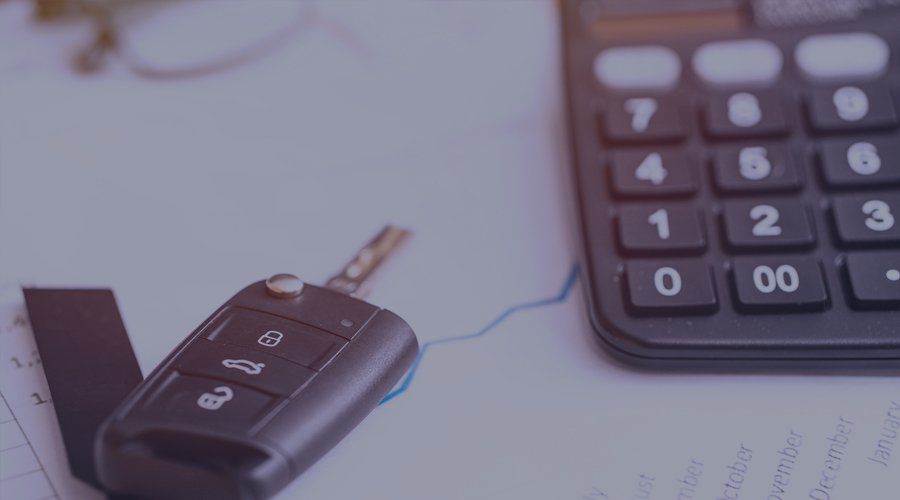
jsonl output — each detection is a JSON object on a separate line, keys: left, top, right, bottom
{"left": 95, "top": 226, "right": 419, "bottom": 500}
{"left": 95, "top": 276, "right": 417, "bottom": 499}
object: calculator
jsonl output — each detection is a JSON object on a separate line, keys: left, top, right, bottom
{"left": 561, "top": 0, "right": 900, "bottom": 368}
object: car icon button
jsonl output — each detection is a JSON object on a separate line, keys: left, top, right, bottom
{"left": 176, "top": 339, "right": 316, "bottom": 397}
{"left": 202, "top": 308, "right": 347, "bottom": 371}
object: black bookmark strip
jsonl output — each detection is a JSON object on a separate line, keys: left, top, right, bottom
{"left": 24, "top": 288, "right": 144, "bottom": 491}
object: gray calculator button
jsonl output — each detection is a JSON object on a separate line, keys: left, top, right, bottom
{"left": 844, "top": 252, "right": 900, "bottom": 309}
{"left": 625, "top": 259, "right": 718, "bottom": 316}
{"left": 795, "top": 32, "right": 890, "bottom": 83}
{"left": 693, "top": 39, "right": 783, "bottom": 87}
{"left": 594, "top": 46, "right": 681, "bottom": 91}
{"left": 832, "top": 193, "right": 900, "bottom": 245}
{"left": 731, "top": 257, "right": 828, "bottom": 313}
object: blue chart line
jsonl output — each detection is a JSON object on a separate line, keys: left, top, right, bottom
{"left": 379, "top": 264, "right": 580, "bottom": 405}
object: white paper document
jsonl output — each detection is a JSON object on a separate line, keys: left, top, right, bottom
{"left": 0, "top": 293, "right": 104, "bottom": 500}
{"left": 0, "top": 1, "right": 898, "bottom": 499}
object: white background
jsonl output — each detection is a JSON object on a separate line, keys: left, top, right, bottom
{"left": 1, "top": 1, "right": 898, "bottom": 499}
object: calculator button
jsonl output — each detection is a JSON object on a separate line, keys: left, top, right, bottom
{"left": 731, "top": 257, "right": 828, "bottom": 312}
{"left": 808, "top": 84, "right": 898, "bottom": 133}
{"left": 594, "top": 46, "right": 681, "bottom": 91}
{"left": 713, "top": 144, "right": 802, "bottom": 194}
{"left": 618, "top": 203, "right": 706, "bottom": 254}
{"left": 832, "top": 193, "right": 900, "bottom": 245}
{"left": 204, "top": 308, "right": 347, "bottom": 371}
{"left": 609, "top": 149, "right": 696, "bottom": 197}
{"left": 795, "top": 32, "right": 890, "bottom": 83}
{"left": 624, "top": 260, "right": 717, "bottom": 316}
{"left": 819, "top": 136, "right": 900, "bottom": 188}
{"left": 722, "top": 200, "right": 815, "bottom": 251}
{"left": 176, "top": 338, "right": 315, "bottom": 397}
{"left": 703, "top": 90, "right": 788, "bottom": 139}
{"left": 693, "top": 39, "right": 783, "bottom": 88}
{"left": 604, "top": 97, "right": 686, "bottom": 144}
{"left": 136, "top": 374, "right": 275, "bottom": 432}
{"left": 844, "top": 252, "right": 900, "bottom": 309}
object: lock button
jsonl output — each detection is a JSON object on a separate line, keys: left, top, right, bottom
{"left": 204, "top": 308, "right": 347, "bottom": 371}
{"left": 134, "top": 373, "right": 277, "bottom": 433}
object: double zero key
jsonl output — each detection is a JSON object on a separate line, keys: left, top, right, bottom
{"left": 731, "top": 256, "right": 828, "bottom": 313}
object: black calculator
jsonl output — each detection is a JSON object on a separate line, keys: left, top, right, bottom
{"left": 561, "top": 0, "right": 900, "bottom": 368}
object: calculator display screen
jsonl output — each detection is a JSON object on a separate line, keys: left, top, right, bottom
{"left": 590, "top": 8, "right": 747, "bottom": 41}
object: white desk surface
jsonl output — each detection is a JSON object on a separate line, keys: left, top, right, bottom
{"left": 1, "top": 2, "right": 898, "bottom": 499}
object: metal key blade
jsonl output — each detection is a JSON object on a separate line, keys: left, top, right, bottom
{"left": 325, "top": 225, "right": 411, "bottom": 298}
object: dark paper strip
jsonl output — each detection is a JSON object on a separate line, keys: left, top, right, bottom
{"left": 24, "top": 288, "right": 143, "bottom": 491}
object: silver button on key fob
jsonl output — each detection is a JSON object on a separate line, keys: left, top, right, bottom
{"left": 95, "top": 227, "right": 418, "bottom": 499}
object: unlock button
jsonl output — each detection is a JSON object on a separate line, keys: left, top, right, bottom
{"left": 135, "top": 373, "right": 276, "bottom": 432}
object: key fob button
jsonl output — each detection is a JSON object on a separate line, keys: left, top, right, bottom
{"left": 205, "top": 308, "right": 347, "bottom": 371}
{"left": 176, "top": 339, "right": 316, "bottom": 397}
{"left": 135, "top": 374, "right": 277, "bottom": 432}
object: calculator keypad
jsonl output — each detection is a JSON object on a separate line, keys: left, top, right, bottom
{"left": 566, "top": 5, "right": 900, "bottom": 364}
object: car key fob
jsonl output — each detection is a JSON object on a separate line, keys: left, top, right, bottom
{"left": 95, "top": 227, "right": 418, "bottom": 499}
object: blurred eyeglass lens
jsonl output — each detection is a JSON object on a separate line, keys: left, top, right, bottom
{"left": 113, "top": 0, "right": 306, "bottom": 71}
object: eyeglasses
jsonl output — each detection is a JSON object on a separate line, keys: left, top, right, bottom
{"left": 34, "top": 0, "right": 314, "bottom": 78}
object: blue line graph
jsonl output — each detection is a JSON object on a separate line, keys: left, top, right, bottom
{"left": 380, "top": 265, "right": 580, "bottom": 405}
